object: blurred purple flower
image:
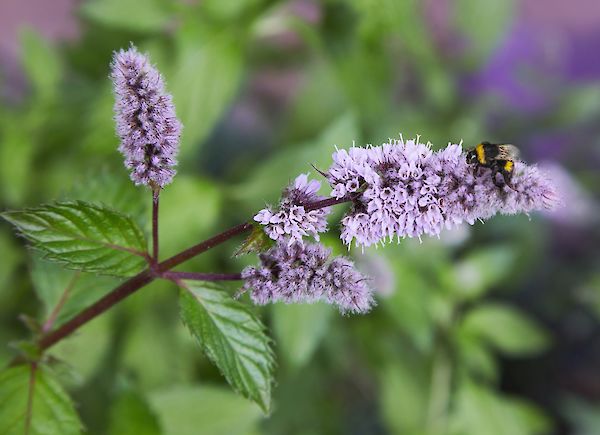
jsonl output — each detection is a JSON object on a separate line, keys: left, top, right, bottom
{"left": 328, "top": 137, "right": 558, "bottom": 248}
{"left": 255, "top": 173, "right": 330, "bottom": 244}
{"left": 538, "top": 163, "right": 596, "bottom": 226}
{"left": 462, "top": 2, "right": 600, "bottom": 112}
{"left": 241, "top": 241, "right": 374, "bottom": 314}
{"left": 111, "top": 45, "right": 181, "bottom": 188}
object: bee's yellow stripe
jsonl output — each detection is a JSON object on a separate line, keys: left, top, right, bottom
{"left": 476, "top": 143, "right": 486, "bottom": 164}
{"left": 504, "top": 160, "right": 514, "bottom": 172}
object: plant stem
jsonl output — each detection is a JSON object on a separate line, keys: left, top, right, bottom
{"left": 38, "top": 270, "right": 154, "bottom": 351}
{"left": 157, "top": 222, "right": 253, "bottom": 272}
{"left": 16, "top": 195, "right": 346, "bottom": 359}
{"left": 42, "top": 271, "right": 80, "bottom": 334}
{"left": 152, "top": 190, "right": 160, "bottom": 263}
{"left": 303, "top": 196, "right": 351, "bottom": 211}
{"left": 162, "top": 271, "right": 242, "bottom": 281}
{"left": 35, "top": 222, "right": 254, "bottom": 352}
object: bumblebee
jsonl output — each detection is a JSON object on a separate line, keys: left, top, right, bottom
{"left": 466, "top": 141, "right": 520, "bottom": 189}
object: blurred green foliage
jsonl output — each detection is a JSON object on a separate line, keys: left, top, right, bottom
{"left": 1, "top": 0, "right": 599, "bottom": 433}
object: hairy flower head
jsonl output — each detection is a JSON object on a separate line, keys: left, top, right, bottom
{"left": 328, "top": 137, "right": 558, "bottom": 248}
{"left": 111, "top": 45, "right": 182, "bottom": 188}
{"left": 241, "top": 241, "right": 374, "bottom": 314}
{"left": 254, "top": 174, "right": 330, "bottom": 245}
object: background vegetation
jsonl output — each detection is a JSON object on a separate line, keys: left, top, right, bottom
{"left": 1, "top": 0, "right": 599, "bottom": 434}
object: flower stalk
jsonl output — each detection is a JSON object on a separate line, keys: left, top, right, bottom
{"left": 152, "top": 189, "right": 160, "bottom": 264}
{"left": 8, "top": 196, "right": 340, "bottom": 363}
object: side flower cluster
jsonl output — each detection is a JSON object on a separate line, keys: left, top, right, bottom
{"left": 327, "top": 137, "right": 558, "bottom": 248}
{"left": 254, "top": 174, "right": 330, "bottom": 244}
{"left": 111, "top": 45, "right": 182, "bottom": 188}
{"left": 241, "top": 242, "right": 374, "bottom": 314}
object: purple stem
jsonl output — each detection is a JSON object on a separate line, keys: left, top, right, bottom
{"left": 162, "top": 271, "right": 243, "bottom": 281}
{"left": 12, "top": 195, "right": 350, "bottom": 361}
{"left": 152, "top": 190, "right": 160, "bottom": 263}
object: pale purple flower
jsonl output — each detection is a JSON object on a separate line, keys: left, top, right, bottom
{"left": 111, "top": 45, "right": 182, "bottom": 188}
{"left": 254, "top": 173, "right": 330, "bottom": 244}
{"left": 328, "top": 137, "right": 558, "bottom": 248}
{"left": 241, "top": 241, "right": 374, "bottom": 314}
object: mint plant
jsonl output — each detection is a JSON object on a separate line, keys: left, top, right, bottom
{"left": 0, "top": 44, "right": 558, "bottom": 431}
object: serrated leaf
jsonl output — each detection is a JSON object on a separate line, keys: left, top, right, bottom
{"left": 459, "top": 303, "right": 550, "bottom": 357}
{"left": 67, "top": 169, "right": 147, "bottom": 222}
{"left": 2, "top": 201, "right": 148, "bottom": 277}
{"left": 0, "top": 365, "right": 82, "bottom": 435}
{"left": 178, "top": 281, "right": 275, "bottom": 412}
{"left": 149, "top": 385, "right": 262, "bottom": 435}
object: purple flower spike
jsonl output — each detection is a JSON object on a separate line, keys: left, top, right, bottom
{"left": 254, "top": 174, "right": 330, "bottom": 245}
{"left": 241, "top": 242, "right": 374, "bottom": 314}
{"left": 111, "top": 45, "right": 182, "bottom": 188}
{"left": 328, "top": 137, "right": 558, "bottom": 248}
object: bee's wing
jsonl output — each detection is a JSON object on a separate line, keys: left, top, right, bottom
{"left": 497, "top": 144, "right": 520, "bottom": 160}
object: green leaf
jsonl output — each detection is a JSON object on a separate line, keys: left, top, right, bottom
{"left": 68, "top": 169, "right": 147, "bottom": 222}
{"left": 272, "top": 302, "right": 332, "bottom": 369}
{"left": 459, "top": 303, "right": 550, "bottom": 356}
{"left": 121, "top": 309, "right": 193, "bottom": 389}
{"left": 233, "top": 112, "right": 359, "bottom": 205}
{"left": 31, "top": 256, "right": 118, "bottom": 327}
{"left": 108, "top": 388, "right": 161, "bottom": 435}
{"left": 2, "top": 201, "right": 148, "bottom": 277}
{"left": 149, "top": 385, "right": 262, "bottom": 435}
{"left": 455, "top": 332, "right": 498, "bottom": 381}
{"left": 178, "top": 281, "right": 275, "bottom": 412}
{"left": 0, "top": 365, "right": 82, "bottom": 435}
{"left": 20, "top": 28, "right": 62, "bottom": 101}
{"left": 50, "top": 314, "right": 113, "bottom": 387}
{"left": 455, "top": 0, "right": 515, "bottom": 64}
{"left": 0, "top": 229, "right": 22, "bottom": 291}
{"left": 452, "top": 245, "right": 516, "bottom": 300}
{"left": 450, "top": 380, "right": 550, "bottom": 435}
{"left": 202, "top": 0, "right": 262, "bottom": 21}
{"left": 171, "top": 25, "right": 243, "bottom": 155}
{"left": 0, "top": 115, "right": 36, "bottom": 204}
{"left": 81, "top": 0, "right": 172, "bottom": 32}
{"left": 159, "top": 176, "right": 221, "bottom": 255}
{"left": 379, "top": 360, "right": 428, "bottom": 434}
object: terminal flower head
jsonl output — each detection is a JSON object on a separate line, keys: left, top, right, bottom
{"left": 111, "top": 45, "right": 182, "bottom": 189}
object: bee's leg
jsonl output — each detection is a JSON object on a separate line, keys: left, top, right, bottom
{"left": 501, "top": 171, "right": 515, "bottom": 190}
{"left": 498, "top": 161, "right": 516, "bottom": 190}
{"left": 490, "top": 166, "right": 505, "bottom": 188}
